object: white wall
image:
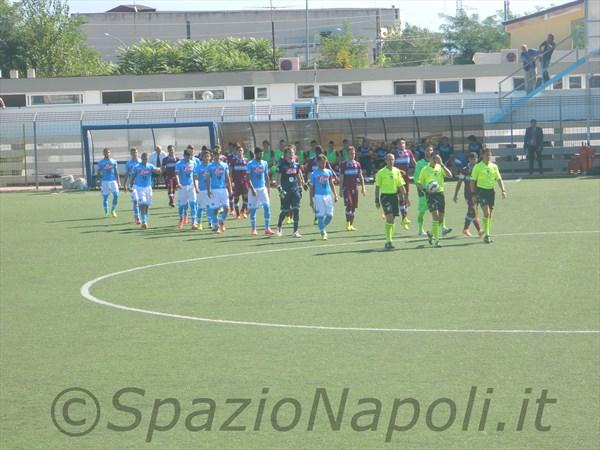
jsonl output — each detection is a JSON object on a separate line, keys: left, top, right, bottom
{"left": 362, "top": 80, "right": 392, "bottom": 96}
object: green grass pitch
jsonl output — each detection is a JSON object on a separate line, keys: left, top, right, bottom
{"left": 1, "top": 178, "right": 599, "bottom": 449}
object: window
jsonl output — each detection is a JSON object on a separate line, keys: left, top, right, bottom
{"left": 30, "top": 94, "right": 82, "bottom": 105}
{"left": 256, "top": 87, "right": 268, "bottom": 99}
{"left": 590, "top": 75, "right": 600, "bottom": 88}
{"left": 462, "top": 79, "right": 476, "bottom": 92}
{"left": 342, "top": 82, "right": 361, "bottom": 96}
{"left": 297, "top": 85, "right": 314, "bottom": 98}
{"left": 195, "top": 90, "right": 224, "bottom": 100}
{"left": 438, "top": 80, "right": 460, "bottom": 93}
{"left": 1, "top": 94, "right": 26, "bottom": 107}
{"left": 569, "top": 76, "right": 582, "bottom": 89}
{"left": 243, "top": 86, "right": 255, "bottom": 100}
{"left": 165, "top": 91, "right": 193, "bottom": 101}
{"left": 319, "top": 85, "right": 339, "bottom": 97}
{"left": 513, "top": 78, "right": 525, "bottom": 91}
{"left": 553, "top": 78, "right": 563, "bottom": 90}
{"left": 424, "top": 80, "right": 436, "bottom": 94}
{"left": 394, "top": 81, "right": 417, "bottom": 95}
{"left": 320, "top": 31, "right": 332, "bottom": 38}
{"left": 102, "top": 91, "right": 132, "bottom": 104}
{"left": 133, "top": 91, "right": 163, "bottom": 102}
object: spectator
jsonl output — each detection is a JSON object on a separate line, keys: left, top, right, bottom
{"left": 538, "top": 33, "right": 556, "bottom": 83}
{"left": 436, "top": 136, "right": 454, "bottom": 167}
{"left": 356, "top": 137, "right": 373, "bottom": 179}
{"left": 150, "top": 145, "right": 167, "bottom": 187}
{"left": 467, "top": 135, "right": 482, "bottom": 157}
{"left": 415, "top": 138, "right": 431, "bottom": 161}
{"left": 524, "top": 119, "right": 544, "bottom": 175}
{"left": 520, "top": 44, "right": 538, "bottom": 93}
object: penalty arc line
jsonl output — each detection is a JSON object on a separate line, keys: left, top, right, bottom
{"left": 80, "top": 229, "right": 600, "bottom": 335}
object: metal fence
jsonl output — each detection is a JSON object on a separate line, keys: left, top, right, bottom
{"left": 1, "top": 91, "right": 599, "bottom": 187}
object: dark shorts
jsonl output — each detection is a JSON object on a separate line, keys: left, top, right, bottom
{"left": 427, "top": 192, "right": 445, "bottom": 213}
{"left": 343, "top": 188, "right": 359, "bottom": 209}
{"left": 380, "top": 193, "right": 399, "bottom": 217}
{"left": 477, "top": 188, "right": 495, "bottom": 209}
{"left": 233, "top": 183, "right": 248, "bottom": 197}
{"left": 280, "top": 189, "right": 302, "bottom": 211}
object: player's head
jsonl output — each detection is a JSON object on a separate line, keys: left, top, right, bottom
{"left": 399, "top": 138, "right": 406, "bottom": 149}
{"left": 103, "top": 148, "right": 111, "bottom": 158}
{"left": 328, "top": 140, "right": 335, "bottom": 149}
{"left": 315, "top": 145, "right": 323, "bottom": 155}
{"left": 235, "top": 146, "right": 244, "bottom": 158}
{"left": 284, "top": 145, "right": 295, "bottom": 161}
{"left": 385, "top": 153, "right": 394, "bottom": 168}
{"left": 342, "top": 139, "right": 349, "bottom": 147}
{"left": 441, "top": 136, "right": 449, "bottom": 144}
{"left": 431, "top": 153, "right": 442, "bottom": 166}
{"left": 530, "top": 119, "right": 537, "bottom": 126}
{"left": 521, "top": 44, "right": 528, "bottom": 52}
{"left": 317, "top": 154, "right": 327, "bottom": 169}
{"left": 425, "top": 145, "right": 434, "bottom": 160}
{"left": 481, "top": 147, "right": 492, "bottom": 163}
{"left": 547, "top": 33, "right": 554, "bottom": 43}
{"left": 155, "top": 145, "right": 162, "bottom": 153}
{"left": 254, "top": 147, "right": 263, "bottom": 160}
{"left": 347, "top": 146, "right": 356, "bottom": 160}
{"left": 467, "top": 135, "right": 476, "bottom": 143}
{"left": 167, "top": 145, "right": 175, "bottom": 155}
{"left": 130, "top": 147, "right": 138, "bottom": 159}
{"left": 141, "top": 152, "right": 148, "bottom": 163}
{"left": 310, "top": 140, "right": 317, "bottom": 149}
{"left": 279, "top": 139, "right": 285, "bottom": 147}
{"left": 201, "top": 150, "right": 211, "bottom": 163}
{"left": 183, "top": 149, "right": 193, "bottom": 161}
{"left": 262, "top": 140, "right": 270, "bottom": 149}
{"left": 468, "top": 152, "right": 479, "bottom": 164}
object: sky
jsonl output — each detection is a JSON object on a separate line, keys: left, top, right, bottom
{"left": 63, "top": 0, "right": 550, "bottom": 29}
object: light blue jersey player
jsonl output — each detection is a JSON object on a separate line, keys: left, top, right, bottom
{"left": 194, "top": 150, "right": 212, "bottom": 230}
{"left": 96, "top": 148, "right": 121, "bottom": 217}
{"left": 309, "top": 155, "right": 338, "bottom": 239}
{"left": 207, "top": 155, "right": 232, "bottom": 232}
{"left": 131, "top": 152, "right": 161, "bottom": 228}
{"left": 246, "top": 149, "right": 273, "bottom": 235}
{"left": 175, "top": 150, "right": 199, "bottom": 229}
{"left": 123, "top": 147, "right": 140, "bottom": 224}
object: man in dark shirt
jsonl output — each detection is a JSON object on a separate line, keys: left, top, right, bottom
{"left": 538, "top": 33, "right": 556, "bottom": 83}
{"left": 276, "top": 145, "right": 305, "bottom": 237}
{"left": 524, "top": 119, "right": 544, "bottom": 175}
{"left": 161, "top": 145, "right": 179, "bottom": 207}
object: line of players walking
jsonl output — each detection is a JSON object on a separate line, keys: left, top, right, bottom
{"left": 95, "top": 138, "right": 507, "bottom": 248}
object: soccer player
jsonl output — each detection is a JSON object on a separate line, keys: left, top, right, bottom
{"left": 174, "top": 149, "right": 199, "bottom": 230}
{"left": 417, "top": 154, "right": 453, "bottom": 248}
{"left": 247, "top": 148, "right": 273, "bottom": 236}
{"left": 414, "top": 145, "right": 433, "bottom": 236}
{"left": 356, "top": 137, "right": 373, "bottom": 179}
{"left": 276, "top": 145, "right": 305, "bottom": 237}
{"left": 392, "top": 138, "right": 417, "bottom": 230}
{"left": 131, "top": 152, "right": 161, "bottom": 229}
{"left": 195, "top": 149, "right": 212, "bottom": 230}
{"left": 453, "top": 152, "right": 483, "bottom": 237}
{"left": 96, "top": 148, "right": 121, "bottom": 217}
{"left": 123, "top": 147, "right": 141, "bottom": 224}
{"left": 375, "top": 153, "right": 406, "bottom": 250}
{"left": 162, "top": 145, "right": 179, "bottom": 207}
{"left": 305, "top": 145, "right": 335, "bottom": 225}
{"left": 207, "top": 149, "right": 233, "bottom": 233}
{"left": 339, "top": 146, "right": 365, "bottom": 231}
{"left": 470, "top": 148, "right": 507, "bottom": 244}
{"left": 310, "top": 155, "right": 338, "bottom": 240}
{"left": 229, "top": 146, "right": 249, "bottom": 219}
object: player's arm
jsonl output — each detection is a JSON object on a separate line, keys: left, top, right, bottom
{"left": 416, "top": 171, "right": 425, "bottom": 195}
{"left": 409, "top": 150, "right": 417, "bottom": 168}
{"left": 440, "top": 162, "right": 453, "bottom": 178}
{"left": 309, "top": 181, "right": 315, "bottom": 207}
{"left": 338, "top": 171, "right": 344, "bottom": 196}
{"left": 264, "top": 170, "right": 270, "bottom": 198}
{"left": 174, "top": 173, "right": 181, "bottom": 190}
{"left": 205, "top": 173, "right": 212, "bottom": 197}
{"left": 247, "top": 172, "right": 256, "bottom": 196}
{"left": 225, "top": 171, "right": 233, "bottom": 195}
{"left": 114, "top": 164, "right": 121, "bottom": 189}
{"left": 193, "top": 173, "right": 199, "bottom": 193}
{"left": 123, "top": 171, "right": 130, "bottom": 191}
{"left": 358, "top": 168, "right": 366, "bottom": 195}
{"left": 497, "top": 174, "right": 507, "bottom": 199}
{"left": 374, "top": 185, "right": 380, "bottom": 209}
{"left": 329, "top": 174, "right": 338, "bottom": 202}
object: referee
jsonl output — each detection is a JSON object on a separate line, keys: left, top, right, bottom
{"left": 375, "top": 153, "right": 407, "bottom": 250}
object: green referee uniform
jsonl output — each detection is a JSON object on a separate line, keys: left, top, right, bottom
{"left": 417, "top": 164, "right": 446, "bottom": 242}
{"left": 471, "top": 161, "right": 502, "bottom": 238}
{"left": 375, "top": 166, "right": 405, "bottom": 244}
{"left": 414, "top": 158, "right": 429, "bottom": 234}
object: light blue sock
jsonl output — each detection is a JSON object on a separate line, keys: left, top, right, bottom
{"left": 220, "top": 208, "right": 228, "bottom": 224}
{"left": 196, "top": 204, "right": 203, "bottom": 224}
{"left": 133, "top": 202, "right": 139, "bottom": 219}
{"left": 318, "top": 216, "right": 325, "bottom": 233}
{"left": 141, "top": 211, "right": 147, "bottom": 224}
{"left": 324, "top": 215, "right": 332, "bottom": 227}
{"left": 178, "top": 205, "right": 185, "bottom": 220}
{"left": 263, "top": 204, "right": 271, "bottom": 230}
{"left": 102, "top": 194, "right": 109, "bottom": 213}
{"left": 212, "top": 209, "right": 219, "bottom": 227}
{"left": 190, "top": 202, "right": 197, "bottom": 223}
{"left": 111, "top": 192, "right": 119, "bottom": 211}
{"left": 250, "top": 208, "right": 257, "bottom": 230}
{"left": 182, "top": 204, "right": 188, "bottom": 219}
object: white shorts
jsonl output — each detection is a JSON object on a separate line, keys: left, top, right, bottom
{"left": 209, "top": 188, "right": 229, "bottom": 209}
{"left": 177, "top": 184, "right": 197, "bottom": 206}
{"left": 197, "top": 190, "right": 210, "bottom": 209}
{"left": 314, "top": 194, "right": 334, "bottom": 217}
{"left": 248, "top": 187, "right": 270, "bottom": 209}
{"left": 129, "top": 187, "right": 137, "bottom": 202}
{"left": 134, "top": 186, "right": 153, "bottom": 205}
{"left": 101, "top": 180, "right": 119, "bottom": 195}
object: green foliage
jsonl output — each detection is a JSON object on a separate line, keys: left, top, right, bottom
{"left": 381, "top": 24, "right": 444, "bottom": 67}
{"left": 2, "top": 0, "right": 110, "bottom": 77}
{"left": 440, "top": 11, "right": 510, "bottom": 64}
{"left": 318, "top": 23, "right": 369, "bottom": 69}
{"left": 117, "top": 37, "right": 281, "bottom": 74}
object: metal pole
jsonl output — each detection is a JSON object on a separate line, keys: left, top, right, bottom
{"left": 22, "top": 123, "right": 27, "bottom": 184}
{"left": 33, "top": 119, "right": 39, "bottom": 190}
{"left": 305, "top": 0, "right": 309, "bottom": 65}
{"left": 271, "top": 0, "right": 277, "bottom": 71}
{"left": 509, "top": 98, "right": 514, "bottom": 177}
{"left": 186, "top": 20, "right": 191, "bottom": 39}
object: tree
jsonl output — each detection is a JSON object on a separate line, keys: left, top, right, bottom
{"left": 440, "top": 12, "right": 510, "bottom": 64}
{"left": 318, "top": 23, "right": 369, "bottom": 69}
{"left": 381, "top": 24, "right": 444, "bottom": 67}
{"left": 116, "top": 39, "right": 183, "bottom": 75}
{"left": 0, "top": 0, "right": 26, "bottom": 76}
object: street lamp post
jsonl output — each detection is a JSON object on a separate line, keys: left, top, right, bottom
{"left": 104, "top": 32, "right": 127, "bottom": 48}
